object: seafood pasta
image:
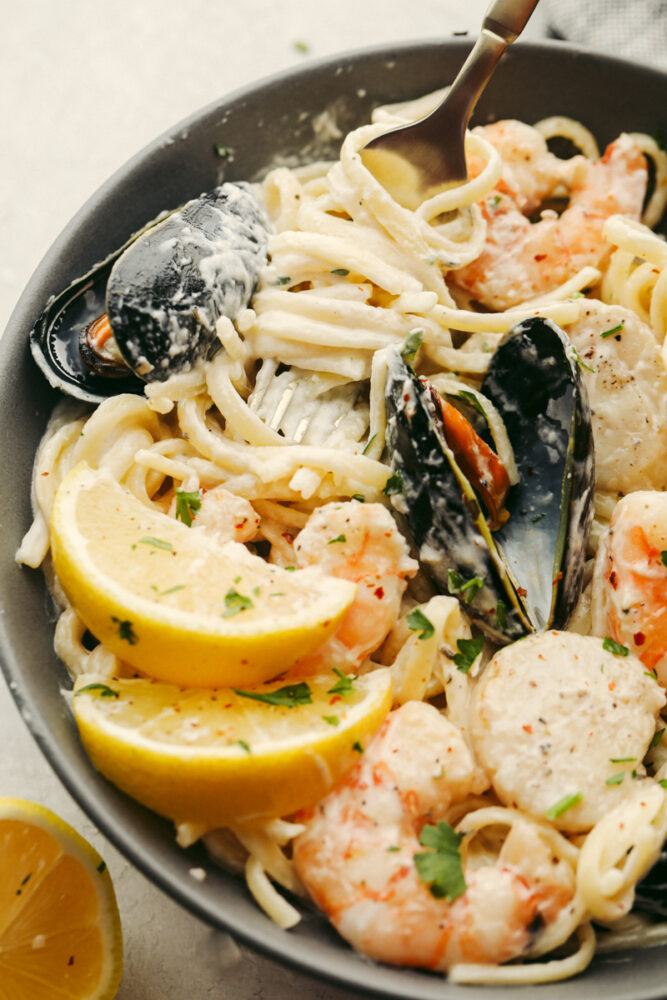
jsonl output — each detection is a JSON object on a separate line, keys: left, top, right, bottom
{"left": 17, "top": 89, "right": 667, "bottom": 985}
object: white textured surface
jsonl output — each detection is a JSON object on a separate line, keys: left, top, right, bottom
{"left": 0, "top": 1, "right": 546, "bottom": 996}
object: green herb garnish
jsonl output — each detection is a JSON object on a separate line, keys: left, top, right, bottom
{"left": 352, "top": 740, "right": 364, "bottom": 753}
{"left": 293, "top": 39, "right": 310, "bottom": 53}
{"left": 648, "top": 729, "right": 665, "bottom": 752}
{"left": 322, "top": 715, "right": 340, "bottom": 727}
{"left": 609, "top": 757, "right": 637, "bottom": 763}
{"left": 447, "top": 569, "right": 484, "bottom": 603}
{"left": 351, "top": 494, "right": 365, "bottom": 502}
{"left": 232, "top": 682, "right": 312, "bottom": 708}
{"left": 496, "top": 600, "right": 507, "bottom": 630}
{"left": 606, "top": 772, "right": 625, "bottom": 786}
{"left": 330, "top": 267, "right": 349, "bottom": 276}
{"left": 138, "top": 536, "right": 173, "bottom": 552}
{"left": 600, "top": 322, "right": 624, "bottom": 339}
{"left": 222, "top": 588, "right": 254, "bottom": 618}
{"left": 228, "top": 739, "right": 252, "bottom": 753}
{"left": 571, "top": 345, "right": 595, "bottom": 373}
{"left": 362, "top": 434, "right": 377, "bottom": 456}
{"left": 274, "top": 275, "right": 292, "bottom": 286}
{"left": 175, "top": 488, "right": 202, "bottom": 527}
{"left": 400, "top": 329, "right": 424, "bottom": 364}
{"left": 453, "top": 636, "right": 484, "bottom": 673}
{"left": 327, "top": 667, "right": 355, "bottom": 698}
{"left": 75, "top": 683, "right": 119, "bottom": 699}
{"left": 414, "top": 821, "right": 466, "bottom": 901}
{"left": 544, "top": 791, "right": 582, "bottom": 821}
{"left": 111, "top": 617, "right": 138, "bottom": 645}
{"left": 382, "top": 472, "right": 404, "bottom": 496}
{"left": 328, "top": 534, "right": 347, "bottom": 544}
{"left": 406, "top": 608, "right": 435, "bottom": 641}
{"left": 603, "top": 637, "right": 630, "bottom": 657}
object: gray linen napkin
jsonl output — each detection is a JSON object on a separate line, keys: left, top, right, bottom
{"left": 542, "top": 0, "right": 667, "bottom": 71}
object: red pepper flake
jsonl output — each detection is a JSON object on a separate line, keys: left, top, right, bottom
{"left": 534, "top": 253, "right": 547, "bottom": 261}
{"left": 403, "top": 393, "right": 410, "bottom": 402}
{"left": 634, "top": 632, "right": 646, "bottom": 646}
{"left": 608, "top": 682, "right": 616, "bottom": 692}
{"left": 41, "top": 471, "right": 49, "bottom": 476}
{"left": 522, "top": 724, "right": 533, "bottom": 734}
{"left": 553, "top": 571, "right": 563, "bottom": 584}
{"left": 609, "top": 571, "right": 617, "bottom": 589}
{"left": 322, "top": 620, "right": 331, "bottom": 628}
{"left": 374, "top": 586, "right": 384, "bottom": 599}
{"left": 517, "top": 586, "right": 527, "bottom": 598}
{"left": 329, "top": 695, "right": 342, "bottom": 706}
{"left": 282, "top": 531, "right": 295, "bottom": 544}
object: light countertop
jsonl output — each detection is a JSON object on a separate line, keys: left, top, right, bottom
{"left": 0, "top": 2, "right": 547, "bottom": 996}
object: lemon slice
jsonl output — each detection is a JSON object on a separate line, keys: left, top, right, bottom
{"left": 0, "top": 797, "right": 122, "bottom": 1000}
{"left": 72, "top": 668, "right": 392, "bottom": 827}
{"left": 50, "top": 463, "right": 356, "bottom": 688}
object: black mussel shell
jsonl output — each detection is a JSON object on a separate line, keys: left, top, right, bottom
{"left": 384, "top": 316, "right": 595, "bottom": 642}
{"left": 107, "top": 182, "right": 270, "bottom": 381}
{"left": 30, "top": 182, "right": 271, "bottom": 403}
{"left": 482, "top": 316, "right": 595, "bottom": 633}
{"left": 634, "top": 849, "right": 667, "bottom": 919}
{"left": 30, "top": 253, "right": 145, "bottom": 405}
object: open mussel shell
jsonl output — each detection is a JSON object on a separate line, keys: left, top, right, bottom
{"left": 385, "top": 316, "right": 595, "bottom": 642}
{"left": 30, "top": 182, "right": 271, "bottom": 404}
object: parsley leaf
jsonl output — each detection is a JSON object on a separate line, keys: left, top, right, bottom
{"left": 414, "top": 821, "right": 466, "bottom": 901}
{"left": 274, "top": 275, "right": 292, "bottom": 286}
{"left": 222, "top": 588, "right": 254, "bottom": 618}
{"left": 175, "top": 488, "right": 202, "bottom": 527}
{"left": 447, "top": 569, "right": 483, "bottom": 603}
{"left": 383, "top": 472, "right": 404, "bottom": 496}
{"left": 606, "top": 772, "right": 625, "bottom": 786}
{"left": 75, "top": 683, "right": 119, "bottom": 699}
{"left": 327, "top": 667, "right": 355, "bottom": 698}
{"left": 322, "top": 715, "right": 340, "bottom": 727}
{"left": 352, "top": 740, "right": 364, "bottom": 753}
{"left": 400, "top": 329, "right": 424, "bottom": 364}
{"left": 600, "top": 322, "right": 624, "bottom": 339}
{"left": 453, "top": 636, "right": 484, "bottom": 673}
{"left": 328, "top": 534, "right": 347, "bottom": 544}
{"left": 544, "top": 791, "right": 582, "bottom": 820}
{"left": 330, "top": 267, "right": 349, "bottom": 276}
{"left": 232, "top": 682, "right": 312, "bottom": 708}
{"left": 648, "top": 729, "right": 665, "bottom": 752}
{"left": 406, "top": 608, "right": 435, "bottom": 641}
{"left": 228, "top": 739, "right": 252, "bottom": 753}
{"left": 111, "top": 617, "right": 138, "bottom": 645}
{"left": 603, "top": 637, "right": 629, "bottom": 657}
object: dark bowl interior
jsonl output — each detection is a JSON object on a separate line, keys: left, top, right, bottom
{"left": 2, "top": 39, "right": 667, "bottom": 1000}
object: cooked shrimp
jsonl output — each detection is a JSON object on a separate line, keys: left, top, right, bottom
{"left": 293, "top": 701, "right": 577, "bottom": 972}
{"left": 292, "top": 500, "right": 417, "bottom": 672}
{"left": 592, "top": 491, "right": 667, "bottom": 684}
{"left": 452, "top": 129, "right": 647, "bottom": 310}
{"left": 189, "top": 485, "right": 260, "bottom": 542}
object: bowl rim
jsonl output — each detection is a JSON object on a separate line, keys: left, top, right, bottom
{"left": 2, "top": 36, "right": 667, "bottom": 1000}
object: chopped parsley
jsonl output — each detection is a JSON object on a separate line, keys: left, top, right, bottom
{"left": 222, "top": 588, "right": 254, "bottom": 618}
{"left": 157, "top": 584, "right": 186, "bottom": 596}
{"left": 382, "top": 472, "right": 404, "bottom": 496}
{"left": 232, "top": 682, "right": 312, "bottom": 708}
{"left": 75, "top": 683, "right": 119, "bottom": 699}
{"left": 138, "top": 536, "right": 173, "bottom": 552}
{"left": 400, "top": 329, "right": 424, "bottom": 364}
{"left": 603, "top": 637, "right": 629, "bottom": 657}
{"left": 453, "top": 636, "right": 484, "bottom": 673}
{"left": 447, "top": 569, "right": 483, "bottom": 603}
{"left": 352, "top": 740, "right": 364, "bottom": 753}
{"left": 111, "top": 617, "right": 138, "bottom": 645}
{"left": 606, "top": 772, "right": 625, "bottom": 786}
{"left": 327, "top": 667, "right": 355, "bottom": 698}
{"left": 351, "top": 494, "right": 365, "bottom": 503}
{"left": 600, "top": 322, "right": 624, "bottom": 339}
{"left": 609, "top": 756, "right": 637, "bottom": 763}
{"left": 274, "top": 275, "right": 292, "bottom": 286}
{"left": 496, "top": 600, "right": 507, "bottom": 630}
{"left": 228, "top": 739, "right": 251, "bottom": 753}
{"left": 96, "top": 861, "right": 106, "bottom": 874}
{"left": 328, "top": 534, "right": 347, "bottom": 544}
{"left": 322, "top": 715, "right": 340, "bottom": 727}
{"left": 414, "top": 821, "right": 466, "bottom": 901}
{"left": 406, "top": 608, "right": 435, "bottom": 641}
{"left": 387, "top": 845, "right": 400, "bottom": 852}
{"left": 330, "top": 267, "right": 349, "bottom": 276}
{"left": 454, "top": 389, "right": 486, "bottom": 417}
{"left": 175, "top": 488, "right": 202, "bottom": 526}
{"left": 648, "top": 729, "right": 665, "bottom": 752}
{"left": 293, "top": 39, "right": 310, "bottom": 53}
{"left": 660, "top": 779, "right": 667, "bottom": 791}
{"left": 544, "top": 791, "right": 582, "bottom": 821}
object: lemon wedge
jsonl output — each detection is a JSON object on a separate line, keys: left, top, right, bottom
{"left": 0, "top": 797, "right": 122, "bottom": 1000}
{"left": 50, "top": 463, "right": 356, "bottom": 688}
{"left": 72, "top": 668, "right": 392, "bottom": 827}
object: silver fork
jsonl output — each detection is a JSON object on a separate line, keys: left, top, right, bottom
{"left": 360, "top": 0, "right": 540, "bottom": 208}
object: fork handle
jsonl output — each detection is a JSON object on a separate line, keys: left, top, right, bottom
{"left": 482, "top": 0, "right": 541, "bottom": 43}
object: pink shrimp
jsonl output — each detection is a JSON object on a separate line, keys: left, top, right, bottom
{"left": 290, "top": 500, "right": 417, "bottom": 674}
{"left": 452, "top": 123, "right": 647, "bottom": 310}
{"left": 293, "top": 701, "right": 576, "bottom": 972}
{"left": 593, "top": 491, "right": 667, "bottom": 683}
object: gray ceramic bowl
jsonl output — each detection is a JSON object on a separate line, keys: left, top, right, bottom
{"left": 1, "top": 38, "right": 666, "bottom": 1000}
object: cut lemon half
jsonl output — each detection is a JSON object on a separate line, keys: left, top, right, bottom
{"left": 72, "top": 668, "right": 392, "bottom": 827}
{"left": 0, "top": 797, "right": 122, "bottom": 1000}
{"left": 50, "top": 463, "right": 356, "bottom": 688}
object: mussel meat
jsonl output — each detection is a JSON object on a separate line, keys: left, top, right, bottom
{"left": 30, "top": 182, "right": 271, "bottom": 404}
{"left": 385, "top": 316, "right": 595, "bottom": 643}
